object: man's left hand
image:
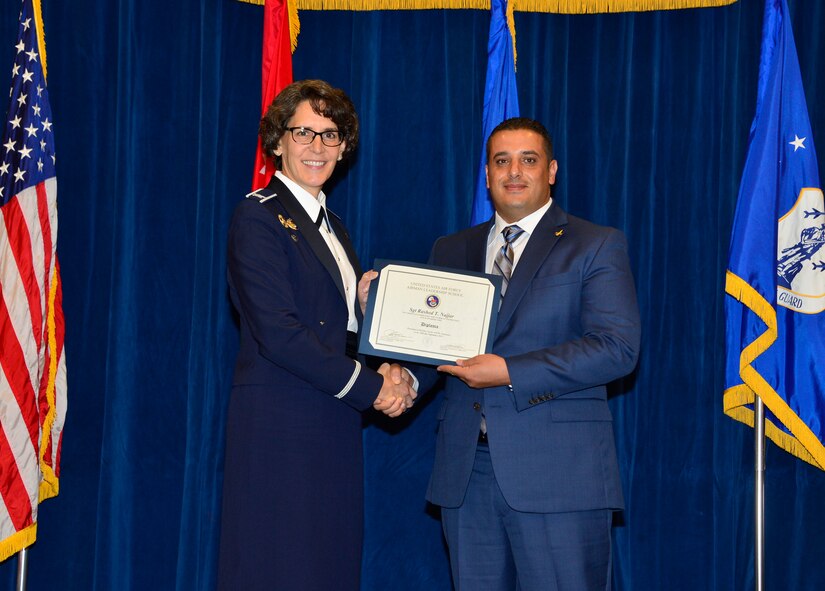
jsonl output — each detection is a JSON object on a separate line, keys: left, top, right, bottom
{"left": 437, "top": 354, "right": 510, "bottom": 389}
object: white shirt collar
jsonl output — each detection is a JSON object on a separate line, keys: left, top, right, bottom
{"left": 488, "top": 198, "right": 553, "bottom": 246}
{"left": 275, "top": 171, "right": 328, "bottom": 222}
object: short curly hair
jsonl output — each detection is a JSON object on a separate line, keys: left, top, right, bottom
{"left": 259, "top": 80, "right": 359, "bottom": 169}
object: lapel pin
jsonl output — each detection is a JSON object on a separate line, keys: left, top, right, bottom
{"left": 291, "top": 234, "right": 298, "bottom": 242}
{"left": 278, "top": 214, "right": 298, "bottom": 230}
{"left": 555, "top": 229, "right": 565, "bottom": 237}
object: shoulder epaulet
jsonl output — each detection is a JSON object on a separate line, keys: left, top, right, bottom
{"left": 245, "top": 188, "right": 278, "bottom": 203}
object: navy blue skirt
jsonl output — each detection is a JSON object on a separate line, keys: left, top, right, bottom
{"left": 217, "top": 384, "right": 364, "bottom": 591}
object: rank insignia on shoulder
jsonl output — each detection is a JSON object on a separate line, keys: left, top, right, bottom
{"left": 555, "top": 229, "right": 565, "bottom": 237}
{"left": 278, "top": 214, "right": 298, "bottom": 230}
{"left": 246, "top": 188, "right": 277, "bottom": 202}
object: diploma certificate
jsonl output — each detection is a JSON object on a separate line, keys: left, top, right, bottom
{"left": 359, "top": 260, "right": 502, "bottom": 365}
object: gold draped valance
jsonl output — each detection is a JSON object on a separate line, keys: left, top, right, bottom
{"left": 238, "top": 0, "right": 736, "bottom": 12}
{"left": 241, "top": 0, "right": 737, "bottom": 61}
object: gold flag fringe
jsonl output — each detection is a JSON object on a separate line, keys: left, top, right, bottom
{"left": 234, "top": 0, "right": 301, "bottom": 52}
{"left": 507, "top": 0, "right": 517, "bottom": 69}
{"left": 33, "top": 0, "right": 47, "bottom": 78}
{"left": 38, "top": 267, "right": 61, "bottom": 502}
{"left": 238, "top": 0, "right": 736, "bottom": 13}
{"left": 0, "top": 525, "right": 37, "bottom": 562}
{"left": 289, "top": 0, "right": 301, "bottom": 51}
{"left": 723, "top": 271, "right": 825, "bottom": 471}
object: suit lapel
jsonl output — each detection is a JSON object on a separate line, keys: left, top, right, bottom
{"left": 266, "top": 176, "right": 348, "bottom": 302}
{"left": 495, "top": 204, "right": 568, "bottom": 335}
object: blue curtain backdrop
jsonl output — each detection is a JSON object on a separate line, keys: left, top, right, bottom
{"left": 1, "top": 0, "right": 824, "bottom": 589}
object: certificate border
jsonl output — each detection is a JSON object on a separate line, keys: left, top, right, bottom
{"left": 358, "top": 259, "right": 502, "bottom": 366}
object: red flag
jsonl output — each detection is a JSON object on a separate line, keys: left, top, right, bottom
{"left": 252, "top": 0, "right": 294, "bottom": 190}
{"left": 1, "top": 0, "right": 67, "bottom": 561}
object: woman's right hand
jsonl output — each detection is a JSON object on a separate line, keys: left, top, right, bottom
{"left": 373, "top": 363, "right": 417, "bottom": 417}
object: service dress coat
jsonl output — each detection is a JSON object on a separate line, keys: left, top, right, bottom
{"left": 425, "top": 203, "right": 641, "bottom": 514}
{"left": 217, "top": 176, "right": 382, "bottom": 591}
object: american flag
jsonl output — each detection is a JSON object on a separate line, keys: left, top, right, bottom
{"left": 0, "top": 0, "right": 66, "bottom": 561}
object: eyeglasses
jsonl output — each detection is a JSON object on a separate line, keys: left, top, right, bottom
{"left": 286, "top": 126, "right": 344, "bottom": 147}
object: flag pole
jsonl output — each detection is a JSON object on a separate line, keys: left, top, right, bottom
{"left": 16, "top": 548, "right": 28, "bottom": 591}
{"left": 754, "top": 398, "right": 765, "bottom": 591}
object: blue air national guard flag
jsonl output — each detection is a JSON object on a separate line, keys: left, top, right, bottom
{"left": 470, "top": 0, "right": 519, "bottom": 226}
{"left": 724, "top": 0, "right": 825, "bottom": 470}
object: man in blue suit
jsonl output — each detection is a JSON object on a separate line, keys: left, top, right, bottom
{"left": 428, "top": 118, "right": 640, "bottom": 590}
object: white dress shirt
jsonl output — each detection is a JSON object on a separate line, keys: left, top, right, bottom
{"left": 485, "top": 199, "right": 553, "bottom": 275}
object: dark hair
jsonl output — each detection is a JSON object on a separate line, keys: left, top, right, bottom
{"left": 259, "top": 80, "right": 359, "bottom": 169}
{"left": 486, "top": 117, "right": 553, "bottom": 162}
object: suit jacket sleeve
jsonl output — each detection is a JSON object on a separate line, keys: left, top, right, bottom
{"left": 227, "top": 199, "right": 382, "bottom": 411}
{"left": 504, "top": 228, "right": 641, "bottom": 411}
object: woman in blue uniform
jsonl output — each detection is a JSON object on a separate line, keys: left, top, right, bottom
{"left": 217, "top": 80, "right": 412, "bottom": 591}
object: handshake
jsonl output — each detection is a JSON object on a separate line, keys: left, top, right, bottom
{"left": 373, "top": 362, "right": 417, "bottom": 418}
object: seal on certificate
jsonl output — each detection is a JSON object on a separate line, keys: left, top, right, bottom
{"left": 426, "top": 295, "right": 440, "bottom": 308}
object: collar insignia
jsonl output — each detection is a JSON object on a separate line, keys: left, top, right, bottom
{"left": 555, "top": 229, "right": 565, "bottom": 237}
{"left": 278, "top": 214, "right": 298, "bottom": 230}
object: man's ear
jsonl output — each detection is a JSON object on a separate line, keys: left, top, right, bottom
{"left": 548, "top": 159, "right": 559, "bottom": 185}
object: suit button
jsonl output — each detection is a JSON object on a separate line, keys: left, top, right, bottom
{"left": 473, "top": 402, "right": 481, "bottom": 411}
